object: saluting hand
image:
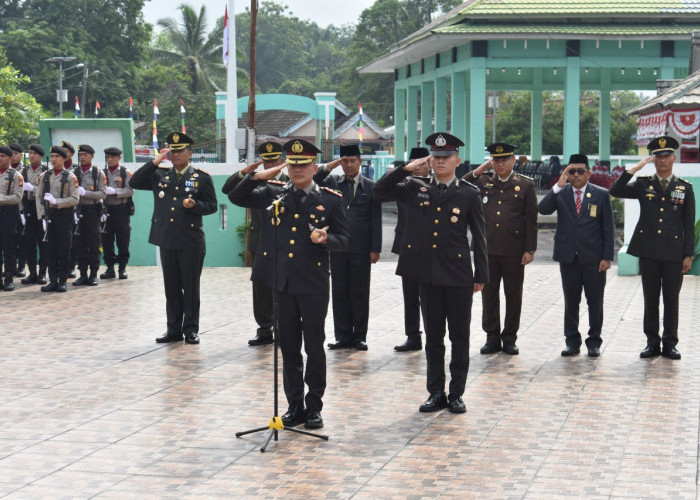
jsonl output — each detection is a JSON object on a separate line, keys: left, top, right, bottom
{"left": 556, "top": 165, "right": 571, "bottom": 187}
{"left": 629, "top": 155, "right": 653, "bottom": 174}
{"left": 324, "top": 157, "right": 346, "bottom": 171}
{"left": 153, "top": 148, "right": 170, "bottom": 167}
{"left": 404, "top": 155, "right": 430, "bottom": 173}
{"left": 473, "top": 159, "right": 492, "bottom": 176}
{"left": 252, "top": 163, "right": 286, "bottom": 180}
{"left": 241, "top": 161, "right": 263, "bottom": 175}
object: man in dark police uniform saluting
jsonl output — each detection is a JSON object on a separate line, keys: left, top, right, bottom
{"left": 129, "top": 132, "right": 218, "bottom": 345}
{"left": 610, "top": 135, "right": 695, "bottom": 360}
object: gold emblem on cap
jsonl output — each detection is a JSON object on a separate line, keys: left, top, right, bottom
{"left": 266, "top": 143, "right": 273, "bottom": 153}
{"left": 496, "top": 145, "right": 504, "bottom": 153}
{"left": 291, "top": 141, "right": 304, "bottom": 154}
{"left": 435, "top": 135, "right": 447, "bottom": 147}
{"left": 659, "top": 138, "right": 667, "bottom": 148}
{"left": 172, "top": 133, "right": 180, "bottom": 144}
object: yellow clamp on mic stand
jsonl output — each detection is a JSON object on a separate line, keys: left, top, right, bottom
{"left": 269, "top": 416, "right": 284, "bottom": 430}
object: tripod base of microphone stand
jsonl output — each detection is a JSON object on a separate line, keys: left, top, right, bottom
{"left": 236, "top": 416, "right": 329, "bottom": 453}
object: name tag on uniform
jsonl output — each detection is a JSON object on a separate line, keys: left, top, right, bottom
{"left": 589, "top": 204, "right": 598, "bottom": 218}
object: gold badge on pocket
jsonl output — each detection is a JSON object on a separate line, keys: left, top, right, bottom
{"left": 589, "top": 204, "right": 598, "bottom": 217}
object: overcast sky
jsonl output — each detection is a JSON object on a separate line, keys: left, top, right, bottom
{"left": 142, "top": 0, "right": 376, "bottom": 30}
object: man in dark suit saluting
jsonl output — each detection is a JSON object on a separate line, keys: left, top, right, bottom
{"left": 609, "top": 136, "right": 695, "bottom": 360}
{"left": 538, "top": 154, "right": 614, "bottom": 357}
{"left": 314, "top": 144, "right": 382, "bottom": 351}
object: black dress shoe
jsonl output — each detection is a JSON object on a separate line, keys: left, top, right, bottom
{"left": 118, "top": 270, "right": 128, "bottom": 280}
{"left": 21, "top": 274, "right": 38, "bottom": 285}
{"left": 87, "top": 276, "right": 98, "bottom": 286}
{"left": 100, "top": 268, "right": 115, "bottom": 279}
{"left": 3, "top": 281, "right": 14, "bottom": 291}
{"left": 661, "top": 347, "right": 681, "bottom": 360}
{"left": 561, "top": 346, "right": 580, "bottom": 357}
{"left": 640, "top": 346, "right": 661, "bottom": 358}
{"left": 327, "top": 341, "right": 352, "bottom": 350}
{"left": 72, "top": 276, "right": 89, "bottom": 286}
{"left": 502, "top": 343, "right": 519, "bottom": 355}
{"left": 14, "top": 269, "right": 25, "bottom": 278}
{"left": 354, "top": 340, "right": 368, "bottom": 351}
{"left": 36, "top": 274, "right": 47, "bottom": 285}
{"left": 419, "top": 392, "right": 448, "bottom": 413}
{"left": 480, "top": 342, "right": 502, "bottom": 354}
{"left": 155, "top": 332, "right": 183, "bottom": 343}
{"left": 587, "top": 346, "right": 601, "bottom": 357}
{"left": 68, "top": 270, "right": 76, "bottom": 278}
{"left": 447, "top": 394, "right": 467, "bottom": 414}
{"left": 394, "top": 335, "right": 422, "bottom": 352}
{"left": 184, "top": 333, "right": 200, "bottom": 344}
{"left": 304, "top": 410, "right": 324, "bottom": 429}
{"left": 56, "top": 282, "right": 67, "bottom": 293}
{"left": 41, "top": 282, "right": 58, "bottom": 292}
{"left": 248, "top": 333, "right": 274, "bottom": 346}
{"left": 281, "top": 406, "right": 306, "bottom": 427}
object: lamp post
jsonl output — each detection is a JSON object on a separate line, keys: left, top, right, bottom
{"left": 45, "top": 57, "right": 83, "bottom": 117}
{"left": 79, "top": 64, "right": 100, "bottom": 118}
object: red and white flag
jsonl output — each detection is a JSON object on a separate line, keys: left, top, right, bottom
{"left": 223, "top": 5, "right": 230, "bottom": 66}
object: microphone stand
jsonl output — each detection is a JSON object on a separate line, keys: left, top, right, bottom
{"left": 236, "top": 187, "right": 329, "bottom": 452}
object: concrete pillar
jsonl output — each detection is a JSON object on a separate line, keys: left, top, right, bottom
{"left": 407, "top": 86, "right": 419, "bottom": 152}
{"left": 563, "top": 57, "right": 581, "bottom": 158}
{"left": 435, "top": 77, "right": 449, "bottom": 132}
{"left": 530, "top": 68, "right": 543, "bottom": 161}
{"left": 599, "top": 69, "right": 611, "bottom": 161}
{"left": 469, "top": 57, "right": 487, "bottom": 164}
{"left": 394, "top": 88, "right": 406, "bottom": 161}
{"left": 451, "top": 72, "right": 467, "bottom": 158}
{"left": 421, "top": 81, "right": 434, "bottom": 144}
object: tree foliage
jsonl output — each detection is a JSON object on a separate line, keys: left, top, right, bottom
{"left": 0, "top": 49, "right": 43, "bottom": 144}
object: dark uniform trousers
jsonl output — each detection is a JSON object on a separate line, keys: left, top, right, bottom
{"left": 0, "top": 206, "right": 19, "bottom": 276}
{"left": 20, "top": 203, "right": 46, "bottom": 272}
{"left": 402, "top": 275, "right": 421, "bottom": 336}
{"left": 278, "top": 290, "right": 328, "bottom": 412}
{"left": 482, "top": 255, "right": 524, "bottom": 345}
{"left": 420, "top": 284, "right": 472, "bottom": 397}
{"left": 559, "top": 256, "right": 606, "bottom": 349}
{"left": 330, "top": 252, "right": 371, "bottom": 343}
{"left": 46, "top": 209, "right": 73, "bottom": 281}
{"left": 639, "top": 258, "right": 683, "bottom": 349}
{"left": 160, "top": 246, "right": 205, "bottom": 336}
{"left": 103, "top": 204, "right": 131, "bottom": 267}
{"left": 73, "top": 205, "right": 101, "bottom": 274}
{"left": 251, "top": 251, "right": 273, "bottom": 335}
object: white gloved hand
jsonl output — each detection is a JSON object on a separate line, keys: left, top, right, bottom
{"left": 44, "top": 193, "right": 57, "bottom": 205}
{"left": 42, "top": 219, "right": 48, "bottom": 232}
{"left": 105, "top": 186, "right": 116, "bottom": 195}
{"left": 23, "top": 183, "right": 34, "bottom": 192}
{"left": 100, "top": 214, "right": 108, "bottom": 223}
{"left": 20, "top": 213, "right": 26, "bottom": 225}
{"left": 74, "top": 212, "right": 79, "bottom": 224}
{"left": 78, "top": 186, "right": 86, "bottom": 196}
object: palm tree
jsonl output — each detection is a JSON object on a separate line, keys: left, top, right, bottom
{"left": 154, "top": 4, "right": 225, "bottom": 94}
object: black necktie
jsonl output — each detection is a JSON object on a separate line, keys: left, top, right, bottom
{"left": 437, "top": 183, "right": 447, "bottom": 200}
{"left": 293, "top": 189, "right": 306, "bottom": 205}
{"left": 344, "top": 178, "right": 355, "bottom": 205}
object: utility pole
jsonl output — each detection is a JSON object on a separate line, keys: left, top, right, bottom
{"left": 246, "top": 0, "right": 258, "bottom": 164}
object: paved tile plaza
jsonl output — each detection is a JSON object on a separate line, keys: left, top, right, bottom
{"left": 0, "top": 259, "right": 698, "bottom": 498}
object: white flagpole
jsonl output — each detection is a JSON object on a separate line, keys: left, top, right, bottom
{"left": 226, "top": 0, "right": 239, "bottom": 164}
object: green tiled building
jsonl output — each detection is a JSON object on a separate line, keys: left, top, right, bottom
{"left": 360, "top": 0, "right": 700, "bottom": 162}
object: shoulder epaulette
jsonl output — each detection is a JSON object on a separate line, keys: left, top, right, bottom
{"left": 518, "top": 173, "right": 533, "bottom": 181}
{"left": 677, "top": 177, "right": 692, "bottom": 185}
{"left": 267, "top": 179, "right": 285, "bottom": 185}
{"left": 195, "top": 167, "right": 210, "bottom": 175}
{"left": 321, "top": 186, "right": 342, "bottom": 197}
{"left": 459, "top": 179, "right": 479, "bottom": 190}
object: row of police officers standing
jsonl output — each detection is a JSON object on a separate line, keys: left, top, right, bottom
{"left": 0, "top": 142, "right": 134, "bottom": 293}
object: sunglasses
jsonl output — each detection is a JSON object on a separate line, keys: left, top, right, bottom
{"left": 568, "top": 168, "right": 588, "bottom": 175}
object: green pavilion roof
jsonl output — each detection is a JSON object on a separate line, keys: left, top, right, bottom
{"left": 460, "top": 0, "right": 700, "bottom": 17}
{"left": 435, "top": 23, "right": 700, "bottom": 36}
